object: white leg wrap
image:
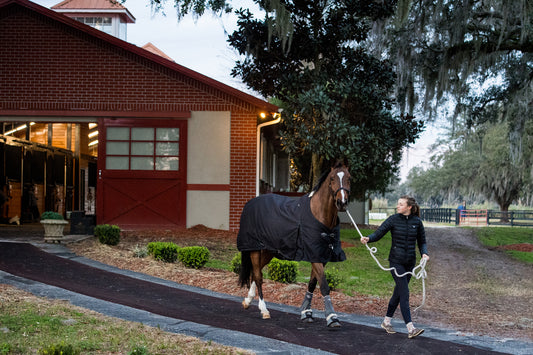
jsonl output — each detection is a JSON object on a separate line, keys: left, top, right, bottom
{"left": 258, "top": 298, "right": 270, "bottom": 319}
{"left": 326, "top": 313, "right": 338, "bottom": 322}
{"left": 243, "top": 281, "right": 256, "bottom": 307}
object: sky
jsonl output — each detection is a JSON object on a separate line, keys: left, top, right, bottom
{"left": 33, "top": 0, "right": 440, "bottom": 181}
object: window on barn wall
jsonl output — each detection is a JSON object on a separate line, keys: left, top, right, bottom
{"left": 74, "top": 17, "right": 113, "bottom": 36}
{"left": 105, "top": 127, "right": 179, "bottom": 171}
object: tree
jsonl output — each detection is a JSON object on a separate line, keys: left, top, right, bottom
{"left": 407, "top": 121, "right": 524, "bottom": 214}
{"left": 385, "top": 0, "right": 532, "bottom": 119}
{"left": 138, "top": 0, "right": 425, "bottom": 196}
{"left": 383, "top": 0, "right": 532, "bottom": 179}
{"left": 475, "top": 123, "right": 522, "bottom": 217}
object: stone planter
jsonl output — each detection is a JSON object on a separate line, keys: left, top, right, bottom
{"left": 41, "top": 219, "right": 69, "bottom": 243}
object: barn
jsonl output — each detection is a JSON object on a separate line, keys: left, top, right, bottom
{"left": 0, "top": 0, "right": 285, "bottom": 231}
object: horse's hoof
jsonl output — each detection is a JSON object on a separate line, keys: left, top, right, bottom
{"left": 262, "top": 313, "right": 271, "bottom": 319}
{"left": 300, "top": 311, "right": 314, "bottom": 323}
{"left": 242, "top": 301, "right": 249, "bottom": 309}
{"left": 328, "top": 319, "right": 341, "bottom": 330}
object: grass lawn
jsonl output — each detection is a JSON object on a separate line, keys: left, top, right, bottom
{"left": 0, "top": 288, "right": 250, "bottom": 355}
{"left": 473, "top": 226, "right": 533, "bottom": 263}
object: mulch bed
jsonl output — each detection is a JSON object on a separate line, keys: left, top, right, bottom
{"left": 497, "top": 243, "right": 533, "bottom": 252}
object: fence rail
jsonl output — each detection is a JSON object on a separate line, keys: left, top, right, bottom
{"left": 419, "top": 208, "right": 533, "bottom": 227}
{"left": 420, "top": 208, "right": 456, "bottom": 224}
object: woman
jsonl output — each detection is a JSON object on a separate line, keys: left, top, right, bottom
{"left": 360, "top": 195, "right": 429, "bottom": 339}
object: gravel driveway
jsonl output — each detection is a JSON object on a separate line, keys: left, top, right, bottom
{"left": 414, "top": 227, "right": 532, "bottom": 340}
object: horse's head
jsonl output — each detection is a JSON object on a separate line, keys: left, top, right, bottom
{"left": 329, "top": 163, "right": 351, "bottom": 212}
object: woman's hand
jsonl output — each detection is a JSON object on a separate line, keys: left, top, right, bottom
{"left": 360, "top": 236, "right": 369, "bottom": 244}
{"left": 422, "top": 254, "right": 429, "bottom": 261}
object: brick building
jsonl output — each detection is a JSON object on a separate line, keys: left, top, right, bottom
{"left": 0, "top": 0, "right": 283, "bottom": 231}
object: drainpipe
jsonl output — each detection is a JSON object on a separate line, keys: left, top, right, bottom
{"left": 256, "top": 113, "right": 281, "bottom": 196}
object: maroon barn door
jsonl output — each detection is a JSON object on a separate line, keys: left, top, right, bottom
{"left": 96, "top": 119, "right": 187, "bottom": 229}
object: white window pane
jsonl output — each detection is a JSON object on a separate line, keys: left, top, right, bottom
{"left": 106, "top": 142, "right": 129, "bottom": 155}
{"left": 156, "top": 157, "right": 179, "bottom": 171}
{"left": 106, "top": 156, "right": 128, "bottom": 170}
{"left": 157, "top": 128, "right": 179, "bottom": 141}
{"left": 131, "top": 157, "right": 153, "bottom": 170}
{"left": 156, "top": 142, "right": 179, "bottom": 156}
{"left": 132, "top": 128, "right": 154, "bottom": 141}
{"left": 131, "top": 142, "right": 154, "bottom": 155}
{"left": 107, "top": 127, "right": 129, "bottom": 140}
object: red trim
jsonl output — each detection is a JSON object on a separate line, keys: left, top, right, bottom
{"left": 0, "top": 110, "right": 191, "bottom": 119}
{"left": 187, "top": 184, "right": 231, "bottom": 191}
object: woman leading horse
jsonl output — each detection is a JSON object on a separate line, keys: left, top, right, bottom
{"left": 237, "top": 161, "right": 350, "bottom": 328}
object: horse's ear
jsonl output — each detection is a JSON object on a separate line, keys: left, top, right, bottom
{"left": 331, "top": 158, "right": 348, "bottom": 169}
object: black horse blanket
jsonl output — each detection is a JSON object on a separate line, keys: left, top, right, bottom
{"left": 237, "top": 194, "right": 346, "bottom": 263}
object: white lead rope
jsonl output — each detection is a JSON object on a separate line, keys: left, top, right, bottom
{"left": 345, "top": 210, "right": 427, "bottom": 312}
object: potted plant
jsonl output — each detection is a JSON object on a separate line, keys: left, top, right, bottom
{"left": 40, "top": 211, "right": 68, "bottom": 243}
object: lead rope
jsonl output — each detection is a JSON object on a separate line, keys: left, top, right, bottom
{"left": 345, "top": 210, "right": 427, "bottom": 312}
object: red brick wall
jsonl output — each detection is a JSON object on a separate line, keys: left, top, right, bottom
{"left": 0, "top": 7, "right": 256, "bottom": 113}
{"left": 0, "top": 4, "right": 264, "bottom": 231}
{"left": 229, "top": 111, "right": 257, "bottom": 231}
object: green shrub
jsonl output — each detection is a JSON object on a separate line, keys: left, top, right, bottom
{"left": 132, "top": 244, "right": 148, "bottom": 258}
{"left": 39, "top": 342, "right": 80, "bottom": 355}
{"left": 178, "top": 246, "right": 210, "bottom": 269}
{"left": 94, "top": 224, "right": 121, "bottom": 246}
{"left": 230, "top": 253, "right": 241, "bottom": 274}
{"left": 325, "top": 267, "right": 343, "bottom": 291}
{"left": 268, "top": 258, "right": 298, "bottom": 283}
{"left": 147, "top": 242, "right": 179, "bottom": 263}
{"left": 40, "top": 211, "right": 64, "bottom": 220}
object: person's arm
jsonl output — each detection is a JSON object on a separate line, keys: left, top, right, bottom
{"left": 417, "top": 220, "right": 429, "bottom": 260}
{"left": 361, "top": 216, "right": 393, "bottom": 244}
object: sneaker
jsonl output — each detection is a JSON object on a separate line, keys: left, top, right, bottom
{"left": 408, "top": 328, "right": 424, "bottom": 339}
{"left": 381, "top": 322, "right": 396, "bottom": 334}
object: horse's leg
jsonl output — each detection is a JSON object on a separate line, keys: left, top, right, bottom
{"left": 242, "top": 280, "right": 256, "bottom": 309}
{"left": 299, "top": 274, "right": 318, "bottom": 322}
{"left": 312, "top": 262, "right": 341, "bottom": 328}
{"left": 251, "top": 250, "right": 274, "bottom": 319}
{"left": 240, "top": 251, "right": 255, "bottom": 309}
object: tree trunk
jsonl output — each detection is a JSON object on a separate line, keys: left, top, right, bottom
{"left": 499, "top": 203, "right": 511, "bottom": 223}
{"left": 310, "top": 153, "right": 324, "bottom": 188}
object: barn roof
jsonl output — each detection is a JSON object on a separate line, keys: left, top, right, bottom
{"left": 51, "top": 0, "right": 136, "bottom": 23}
{"left": 0, "top": 0, "right": 278, "bottom": 113}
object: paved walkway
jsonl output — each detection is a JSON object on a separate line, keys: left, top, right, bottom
{"left": 0, "top": 224, "right": 531, "bottom": 354}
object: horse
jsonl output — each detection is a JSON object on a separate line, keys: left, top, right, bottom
{"left": 237, "top": 161, "right": 350, "bottom": 328}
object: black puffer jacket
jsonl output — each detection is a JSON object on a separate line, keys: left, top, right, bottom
{"left": 367, "top": 213, "right": 428, "bottom": 265}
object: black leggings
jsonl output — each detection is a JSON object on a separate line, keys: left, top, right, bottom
{"left": 386, "top": 262, "right": 414, "bottom": 324}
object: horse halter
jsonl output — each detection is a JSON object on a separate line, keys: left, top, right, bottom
{"left": 330, "top": 170, "right": 350, "bottom": 202}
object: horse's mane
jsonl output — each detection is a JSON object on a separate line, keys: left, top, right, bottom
{"left": 311, "top": 161, "right": 345, "bottom": 193}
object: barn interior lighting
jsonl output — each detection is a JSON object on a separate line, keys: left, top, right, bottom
{"left": 88, "top": 140, "right": 98, "bottom": 147}
{"left": 4, "top": 122, "right": 35, "bottom": 136}
{"left": 88, "top": 131, "right": 98, "bottom": 138}
{"left": 89, "top": 123, "right": 98, "bottom": 129}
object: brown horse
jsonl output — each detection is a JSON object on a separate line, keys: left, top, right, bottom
{"left": 237, "top": 161, "right": 350, "bottom": 328}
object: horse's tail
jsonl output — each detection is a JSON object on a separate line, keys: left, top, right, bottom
{"left": 239, "top": 251, "right": 252, "bottom": 288}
